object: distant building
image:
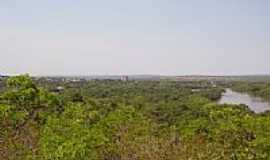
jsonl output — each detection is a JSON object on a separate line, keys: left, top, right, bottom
{"left": 51, "top": 86, "right": 65, "bottom": 93}
{"left": 0, "top": 74, "right": 9, "bottom": 79}
{"left": 120, "top": 76, "right": 129, "bottom": 82}
{"left": 210, "top": 81, "right": 217, "bottom": 87}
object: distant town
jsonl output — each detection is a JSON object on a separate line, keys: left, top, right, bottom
{"left": 2, "top": 74, "right": 270, "bottom": 82}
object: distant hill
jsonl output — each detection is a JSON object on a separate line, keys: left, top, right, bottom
{"left": 82, "top": 75, "right": 162, "bottom": 80}
{"left": 170, "top": 75, "right": 270, "bottom": 82}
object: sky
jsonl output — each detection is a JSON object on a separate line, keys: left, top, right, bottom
{"left": 0, "top": 0, "right": 270, "bottom": 76}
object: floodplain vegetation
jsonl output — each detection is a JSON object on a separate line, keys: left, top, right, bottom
{"left": 1, "top": 75, "right": 270, "bottom": 160}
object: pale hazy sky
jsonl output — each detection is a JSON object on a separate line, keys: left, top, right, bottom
{"left": 0, "top": 0, "right": 269, "bottom": 76}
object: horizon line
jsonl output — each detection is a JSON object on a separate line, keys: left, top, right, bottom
{"left": 2, "top": 73, "right": 270, "bottom": 77}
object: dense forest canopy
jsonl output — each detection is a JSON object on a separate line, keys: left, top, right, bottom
{"left": 1, "top": 75, "right": 270, "bottom": 159}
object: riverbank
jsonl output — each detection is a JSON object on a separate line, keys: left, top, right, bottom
{"left": 219, "top": 88, "right": 270, "bottom": 113}
{"left": 228, "top": 81, "right": 270, "bottom": 101}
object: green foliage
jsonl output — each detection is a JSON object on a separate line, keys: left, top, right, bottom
{"left": 1, "top": 75, "right": 270, "bottom": 159}
{"left": 3, "top": 75, "right": 39, "bottom": 107}
{"left": 39, "top": 104, "right": 107, "bottom": 160}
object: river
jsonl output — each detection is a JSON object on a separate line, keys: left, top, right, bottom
{"left": 218, "top": 88, "right": 270, "bottom": 113}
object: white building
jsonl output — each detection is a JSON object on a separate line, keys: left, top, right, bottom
{"left": 120, "top": 76, "right": 129, "bottom": 82}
